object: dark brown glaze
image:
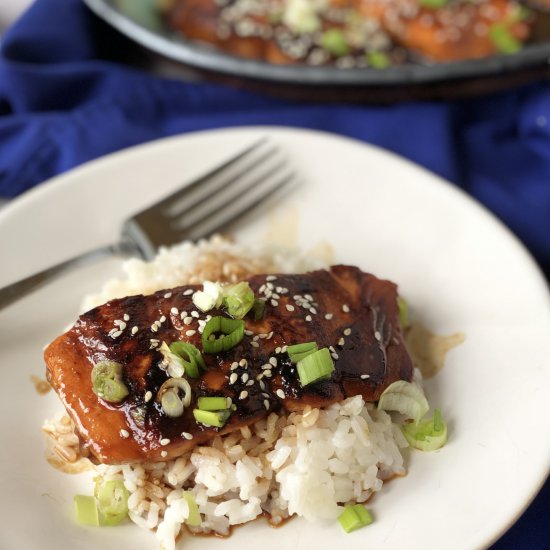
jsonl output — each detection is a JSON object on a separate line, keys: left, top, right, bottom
{"left": 45, "top": 266, "right": 413, "bottom": 464}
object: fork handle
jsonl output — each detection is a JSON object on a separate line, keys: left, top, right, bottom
{"left": 0, "top": 241, "right": 136, "bottom": 311}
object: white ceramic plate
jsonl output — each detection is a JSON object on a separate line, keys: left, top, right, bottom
{"left": 1, "top": 127, "right": 549, "bottom": 550}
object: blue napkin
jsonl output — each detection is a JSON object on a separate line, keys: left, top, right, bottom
{"left": 1, "top": 1, "right": 549, "bottom": 548}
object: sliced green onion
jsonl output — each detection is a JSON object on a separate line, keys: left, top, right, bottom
{"left": 367, "top": 50, "right": 391, "bottom": 69}
{"left": 197, "top": 396, "right": 230, "bottom": 411}
{"left": 157, "top": 377, "right": 192, "bottom": 418}
{"left": 296, "top": 348, "right": 334, "bottom": 386}
{"left": 193, "top": 408, "right": 231, "bottom": 428}
{"left": 338, "top": 504, "right": 373, "bottom": 533}
{"left": 321, "top": 29, "right": 350, "bottom": 57}
{"left": 419, "top": 0, "right": 447, "bottom": 7}
{"left": 489, "top": 23, "right": 522, "bottom": 54}
{"left": 169, "top": 341, "right": 205, "bottom": 378}
{"left": 182, "top": 491, "right": 201, "bottom": 526}
{"left": 201, "top": 316, "right": 244, "bottom": 354}
{"left": 402, "top": 409, "right": 448, "bottom": 451}
{"left": 91, "top": 361, "right": 129, "bottom": 403}
{"left": 251, "top": 298, "right": 266, "bottom": 321}
{"left": 74, "top": 495, "right": 100, "bottom": 527}
{"left": 159, "top": 342, "right": 185, "bottom": 378}
{"left": 223, "top": 282, "right": 255, "bottom": 319}
{"left": 95, "top": 479, "right": 129, "bottom": 518}
{"left": 192, "top": 281, "right": 224, "bottom": 312}
{"left": 377, "top": 380, "right": 429, "bottom": 424}
{"left": 287, "top": 341, "right": 318, "bottom": 364}
{"left": 397, "top": 297, "right": 409, "bottom": 329}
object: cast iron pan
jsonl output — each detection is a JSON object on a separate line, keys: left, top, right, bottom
{"left": 83, "top": 0, "right": 550, "bottom": 102}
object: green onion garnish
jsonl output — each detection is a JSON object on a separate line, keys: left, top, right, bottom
{"left": 321, "top": 29, "right": 350, "bottom": 57}
{"left": 193, "top": 408, "right": 231, "bottom": 428}
{"left": 419, "top": 0, "right": 447, "bottom": 8}
{"left": 338, "top": 504, "right": 373, "bottom": 533}
{"left": 377, "top": 380, "right": 429, "bottom": 424}
{"left": 197, "top": 396, "right": 230, "bottom": 411}
{"left": 223, "top": 282, "right": 255, "bottom": 319}
{"left": 182, "top": 491, "right": 201, "bottom": 526}
{"left": 489, "top": 23, "right": 522, "bottom": 54}
{"left": 287, "top": 341, "right": 318, "bottom": 364}
{"left": 397, "top": 297, "right": 409, "bottom": 329}
{"left": 91, "top": 361, "right": 129, "bottom": 403}
{"left": 296, "top": 348, "right": 334, "bottom": 386}
{"left": 94, "top": 479, "right": 129, "bottom": 526}
{"left": 402, "top": 408, "right": 448, "bottom": 451}
{"left": 157, "top": 377, "right": 192, "bottom": 418}
{"left": 74, "top": 495, "right": 100, "bottom": 526}
{"left": 169, "top": 341, "right": 205, "bottom": 378}
{"left": 201, "top": 316, "right": 244, "bottom": 354}
{"left": 251, "top": 298, "right": 266, "bottom": 321}
{"left": 367, "top": 51, "right": 391, "bottom": 69}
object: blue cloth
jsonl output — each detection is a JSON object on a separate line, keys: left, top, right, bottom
{"left": 1, "top": 1, "right": 549, "bottom": 548}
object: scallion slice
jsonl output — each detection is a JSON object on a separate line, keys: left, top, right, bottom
{"left": 157, "top": 377, "right": 192, "bottom": 418}
{"left": 193, "top": 408, "right": 231, "bottom": 428}
{"left": 377, "top": 380, "right": 429, "bottom": 424}
{"left": 91, "top": 361, "right": 129, "bottom": 403}
{"left": 74, "top": 495, "right": 100, "bottom": 527}
{"left": 296, "top": 348, "right": 334, "bottom": 386}
{"left": 489, "top": 23, "right": 522, "bottom": 54}
{"left": 201, "top": 316, "right": 244, "bottom": 354}
{"left": 223, "top": 282, "right": 255, "bottom": 319}
{"left": 197, "top": 396, "right": 230, "bottom": 411}
{"left": 94, "top": 479, "right": 129, "bottom": 524}
{"left": 161, "top": 389, "right": 184, "bottom": 418}
{"left": 338, "top": 504, "right": 373, "bottom": 533}
{"left": 169, "top": 341, "right": 205, "bottom": 378}
{"left": 251, "top": 298, "right": 266, "bottom": 321}
{"left": 287, "top": 341, "right": 318, "bottom": 364}
{"left": 182, "top": 491, "right": 201, "bottom": 526}
{"left": 397, "top": 297, "right": 409, "bottom": 329}
{"left": 402, "top": 409, "right": 448, "bottom": 451}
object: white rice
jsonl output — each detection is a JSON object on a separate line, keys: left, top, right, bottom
{"left": 45, "top": 235, "right": 421, "bottom": 550}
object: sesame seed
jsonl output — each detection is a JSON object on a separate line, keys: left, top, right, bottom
{"left": 182, "top": 432, "right": 193, "bottom": 440}
{"left": 184, "top": 317, "right": 193, "bottom": 325}
{"left": 374, "top": 331, "right": 381, "bottom": 341}
{"left": 342, "top": 304, "right": 350, "bottom": 313}
{"left": 183, "top": 289, "right": 193, "bottom": 296}
{"left": 282, "top": 345, "right": 287, "bottom": 352}
{"left": 186, "top": 330, "right": 196, "bottom": 337}
{"left": 305, "top": 315, "right": 312, "bottom": 322}
{"left": 159, "top": 316, "right": 166, "bottom": 323}
{"left": 161, "top": 451, "right": 168, "bottom": 458}
{"left": 151, "top": 324, "right": 158, "bottom": 333}
{"left": 245, "top": 330, "right": 254, "bottom": 336}
{"left": 120, "top": 429, "right": 129, "bottom": 438}
{"left": 239, "top": 359, "right": 248, "bottom": 367}
{"left": 325, "top": 313, "right": 333, "bottom": 320}
{"left": 344, "top": 328, "right": 352, "bottom": 336}
{"left": 259, "top": 380, "right": 266, "bottom": 390}
{"left": 276, "top": 389, "right": 285, "bottom": 399}
{"left": 269, "top": 357, "right": 278, "bottom": 367}
{"left": 271, "top": 299, "right": 279, "bottom": 307}
{"left": 286, "top": 304, "right": 295, "bottom": 312}
{"left": 272, "top": 293, "right": 280, "bottom": 300}
{"left": 309, "top": 307, "right": 317, "bottom": 315}
{"left": 171, "top": 307, "right": 179, "bottom": 315}
{"left": 267, "top": 283, "right": 274, "bottom": 290}
{"left": 191, "top": 311, "right": 200, "bottom": 318}
{"left": 242, "top": 373, "right": 249, "bottom": 383}
{"left": 275, "top": 347, "right": 281, "bottom": 354}
{"left": 293, "top": 295, "right": 302, "bottom": 300}
{"left": 360, "top": 374, "right": 370, "bottom": 379}
{"left": 131, "top": 326, "right": 139, "bottom": 335}
{"left": 230, "top": 362, "right": 239, "bottom": 370}
{"left": 111, "top": 330, "right": 123, "bottom": 339}
{"left": 329, "top": 345, "right": 335, "bottom": 352}
{"left": 267, "top": 331, "right": 274, "bottom": 339}
{"left": 123, "top": 313, "right": 130, "bottom": 321}
{"left": 246, "top": 380, "right": 254, "bottom": 386}
{"left": 261, "top": 364, "right": 272, "bottom": 370}
{"left": 305, "top": 294, "right": 313, "bottom": 301}
{"left": 266, "top": 275, "right": 277, "bottom": 281}
{"left": 160, "top": 438, "right": 171, "bottom": 446}
{"left": 338, "top": 337, "right": 345, "bottom": 346}
{"left": 180, "top": 311, "right": 187, "bottom": 319}
{"left": 264, "top": 399, "right": 270, "bottom": 410}
{"left": 230, "top": 373, "right": 238, "bottom": 384}
{"left": 331, "top": 352, "right": 339, "bottom": 360}
{"left": 251, "top": 341, "right": 260, "bottom": 348}
{"left": 263, "top": 370, "right": 273, "bottom": 377}
{"left": 164, "top": 292, "right": 172, "bottom": 299}
{"left": 253, "top": 335, "right": 260, "bottom": 341}
{"left": 239, "top": 391, "right": 248, "bottom": 400}
{"left": 259, "top": 284, "right": 266, "bottom": 293}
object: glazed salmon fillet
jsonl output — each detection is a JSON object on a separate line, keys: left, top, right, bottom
{"left": 45, "top": 266, "right": 413, "bottom": 464}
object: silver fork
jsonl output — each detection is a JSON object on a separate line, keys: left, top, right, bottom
{"left": 0, "top": 138, "right": 295, "bottom": 311}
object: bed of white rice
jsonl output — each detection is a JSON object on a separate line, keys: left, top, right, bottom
{"left": 44, "top": 235, "right": 422, "bottom": 550}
